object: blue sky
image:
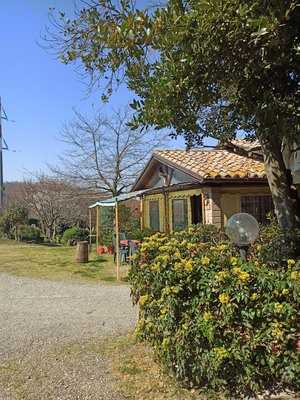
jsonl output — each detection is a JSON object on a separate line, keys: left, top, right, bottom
{"left": 0, "top": 0, "right": 146, "bottom": 181}
{"left": 0, "top": 0, "right": 205, "bottom": 182}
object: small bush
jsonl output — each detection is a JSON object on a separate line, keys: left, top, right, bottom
{"left": 18, "top": 225, "right": 42, "bottom": 243}
{"left": 61, "top": 226, "right": 88, "bottom": 245}
{"left": 129, "top": 225, "right": 300, "bottom": 398}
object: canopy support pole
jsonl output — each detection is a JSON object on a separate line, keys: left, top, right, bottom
{"left": 163, "top": 189, "right": 170, "bottom": 234}
{"left": 89, "top": 208, "right": 92, "bottom": 251}
{"left": 96, "top": 205, "right": 100, "bottom": 251}
{"left": 140, "top": 196, "right": 144, "bottom": 230}
{"left": 115, "top": 201, "right": 120, "bottom": 281}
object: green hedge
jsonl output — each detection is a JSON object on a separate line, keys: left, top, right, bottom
{"left": 61, "top": 226, "right": 88, "bottom": 245}
{"left": 18, "top": 224, "right": 42, "bottom": 243}
{"left": 129, "top": 225, "right": 300, "bottom": 398}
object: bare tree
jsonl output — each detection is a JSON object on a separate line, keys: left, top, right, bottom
{"left": 51, "top": 108, "right": 168, "bottom": 196}
{"left": 22, "top": 174, "right": 86, "bottom": 240}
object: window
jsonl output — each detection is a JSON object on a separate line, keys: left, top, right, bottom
{"left": 241, "top": 195, "right": 274, "bottom": 224}
{"left": 149, "top": 200, "right": 160, "bottom": 231}
{"left": 172, "top": 198, "right": 188, "bottom": 231}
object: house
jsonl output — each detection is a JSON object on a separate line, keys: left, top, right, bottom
{"left": 282, "top": 142, "right": 300, "bottom": 190}
{"left": 132, "top": 141, "right": 273, "bottom": 233}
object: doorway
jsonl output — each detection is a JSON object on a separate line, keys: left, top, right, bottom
{"left": 190, "top": 195, "right": 203, "bottom": 225}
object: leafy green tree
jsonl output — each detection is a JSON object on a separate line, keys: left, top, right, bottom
{"left": 49, "top": 0, "right": 300, "bottom": 230}
{"left": 99, "top": 204, "right": 139, "bottom": 245}
{"left": 0, "top": 205, "right": 28, "bottom": 240}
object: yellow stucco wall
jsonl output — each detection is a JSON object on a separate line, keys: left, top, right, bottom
{"left": 142, "top": 185, "right": 271, "bottom": 231}
{"left": 220, "top": 186, "right": 271, "bottom": 226}
{"left": 143, "top": 189, "right": 203, "bottom": 232}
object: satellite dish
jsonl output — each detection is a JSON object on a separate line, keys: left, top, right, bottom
{"left": 225, "top": 213, "right": 259, "bottom": 247}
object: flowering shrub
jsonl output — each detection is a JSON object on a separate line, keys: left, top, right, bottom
{"left": 251, "top": 219, "right": 300, "bottom": 265}
{"left": 129, "top": 225, "right": 300, "bottom": 398}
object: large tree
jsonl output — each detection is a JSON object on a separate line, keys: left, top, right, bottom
{"left": 47, "top": 0, "right": 300, "bottom": 230}
{"left": 22, "top": 175, "right": 86, "bottom": 240}
{"left": 52, "top": 108, "right": 166, "bottom": 196}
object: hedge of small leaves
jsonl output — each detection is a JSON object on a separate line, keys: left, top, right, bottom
{"left": 129, "top": 225, "right": 300, "bottom": 398}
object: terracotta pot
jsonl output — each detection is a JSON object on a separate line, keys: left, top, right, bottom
{"left": 97, "top": 246, "right": 105, "bottom": 255}
{"left": 107, "top": 245, "right": 114, "bottom": 255}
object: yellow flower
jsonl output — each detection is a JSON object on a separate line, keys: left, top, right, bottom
{"left": 219, "top": 293, "right": 230, "bottom": 304}
{"left": 203, "top": 311, "right": 213, "bottom": 321}
{"left": 287, "top": 259, "right": 296, "bottom": 268}
{"left": 274, "top": 303, "right": 283, "bottom": 313}
{"left": 230, "top": 256, "right": 238, "bottom": 266}
{"left": 214, "top": 346, "right": 228, "bottom": 359}
{"left": 238, "top": 271, "right": 250, "bottom": 283}
{"left": 233, "top": 267, "right": 250, "bottom": 283}
{"left": 250, "top": 293, "right": 258, "bottom": 300}
{"left": 216, "top": 270, "right": 228, "bottom": 281}
{"left": 256, "top": 244, "right": 262, "bottom": 251}
{"left": 139, "top": 295, "right": 149, "bottom": 307}
{"left": 291, "top": 271, "right": 300, "bottom": 280}
{"left": 217, "top": 244, "right": 228, "bottom": 252}
{"left": 184, "top": 260, "right": 194, "bottom": 272}
{"left": 160, "top": 307, "right": 168, "bottom": 315}
{"left": 271, "top": 322, "right": 283, "bottom": 340}
{"left": 201, "top": 256, "right": 210, "bottom": 266}
{"left": 281, "top": 289, "right": 289, "bottom": 295}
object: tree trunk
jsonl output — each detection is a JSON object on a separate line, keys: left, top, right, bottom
{"left": 259, "top": 136, "right": 300, "bottom": 231}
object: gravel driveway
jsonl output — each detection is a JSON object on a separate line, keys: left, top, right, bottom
{"left": 0, "top": 273, "right": 137, "bottom": 400}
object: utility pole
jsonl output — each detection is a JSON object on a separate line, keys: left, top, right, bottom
{"left": 0, "top": 97, "right": 3, "bottom": 210}
{"left": 0, "top": 97, "right": 9, "bottom": 212}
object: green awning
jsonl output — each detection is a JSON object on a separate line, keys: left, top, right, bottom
{"left": 89, "top": 189, "right": 149, "bottom": 208}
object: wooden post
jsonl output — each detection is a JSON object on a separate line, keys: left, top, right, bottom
{"left": 89, "top": 208, "right": 92, "bottom": 251}
{"left": 163, "top": 190, "right": 170, "bottom": 234}
{"left": 140, "top": 196, "right": 144, "bottom": 230}
{"left": 115, "top": 201, "right": 120, "bottom": 281}
{"left": 96, "top": 205, "right": 99, "bottom": 251}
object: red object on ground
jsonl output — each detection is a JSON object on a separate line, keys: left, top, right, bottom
{"left": 107, "top": 245, "right": 114, "bottom": 255}
{"left": 97, "top": 246, "right": 107, "bottom": 255}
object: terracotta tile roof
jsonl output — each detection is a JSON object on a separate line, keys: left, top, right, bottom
{"left": 154, "top": 149, "right": 266, "bottom": 180}
{"left": 229, "top": 139, "right": 262, "bottom": 152}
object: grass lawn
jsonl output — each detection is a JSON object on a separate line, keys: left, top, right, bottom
{"left": 0, "top": 239, "right": 128, "bottom": 283}
{"left": 104, "top": 335, "right": 205, "bottom": 400}
{"left": 105, "top": 336, "right": 296, "bottom": 400}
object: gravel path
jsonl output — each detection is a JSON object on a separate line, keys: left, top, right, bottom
{"left": 0, "top": 273, "right": 137, "bottom": 400}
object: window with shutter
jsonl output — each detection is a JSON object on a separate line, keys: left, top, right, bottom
{"left": 149, "top": 200, "right": 160, "bottom": 231}
{"left": 172, "top": 198, "right": 188, "bottom": 231}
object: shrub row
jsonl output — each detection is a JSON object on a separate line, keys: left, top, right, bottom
{"left": 129, "top": 225, "right": 300, "bottom": 398}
